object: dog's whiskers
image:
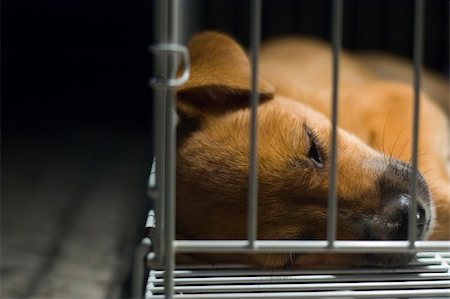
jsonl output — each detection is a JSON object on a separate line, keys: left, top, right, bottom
{"left": 381, "top": 101, "right": 398, "bottom": 160}
{"left": 396, "top": 140, "right": 410, "bottom": 160}
{"left": 388, "top": 125, "right": 408, "bottom": 159}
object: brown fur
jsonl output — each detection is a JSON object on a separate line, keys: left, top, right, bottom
{"left": 175, "top": 32, "right": 450, "bottom": 268}
{"left": 260, "top": 37, "right": 450, "bottom": 240}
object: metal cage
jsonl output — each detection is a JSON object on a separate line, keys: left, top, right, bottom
{"left": 134, "top": 0, "right": 450, "bottom": 298}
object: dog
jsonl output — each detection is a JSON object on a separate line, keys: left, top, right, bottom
{"left": 174, "top": 32, "right": 450, "bottom": 268}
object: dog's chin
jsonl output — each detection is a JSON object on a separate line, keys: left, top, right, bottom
{"left": 358, "top": 253, "right": 416, "bottom": 268}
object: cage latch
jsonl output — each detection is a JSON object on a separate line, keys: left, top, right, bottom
{"left": 148, "top": 43, "right": 190, "bottom": 88}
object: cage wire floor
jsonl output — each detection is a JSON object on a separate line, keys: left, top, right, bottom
{"left": 146, "top": 252, "right": 450, "bottom": 298}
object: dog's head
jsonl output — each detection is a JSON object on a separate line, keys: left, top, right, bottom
{"left": 175, "top": 32, "right": 435, "bottom": 268}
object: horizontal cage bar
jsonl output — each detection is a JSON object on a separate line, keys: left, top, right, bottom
{"left": 174, "top": 240, "right": 450, "bottom": 253}
{"left": 148, "top": 289, "right": 450, "bottom": 299}
{"left": 147, "top": 251, "right": 450, "bottom": 298}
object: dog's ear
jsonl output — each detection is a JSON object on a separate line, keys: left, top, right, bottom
{"left": 177, "top": 32, "right": 275, "bottom": 118}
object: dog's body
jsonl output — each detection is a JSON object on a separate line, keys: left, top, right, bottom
{"left": 175, "top": 32, "right": 450, "bottom": 268}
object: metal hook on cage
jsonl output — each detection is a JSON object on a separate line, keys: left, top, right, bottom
{"left": 145, "top": 209, "right": 164, "bottom": 269}
{"left": 148, "top": 43, "right": 190, "bottom": 88}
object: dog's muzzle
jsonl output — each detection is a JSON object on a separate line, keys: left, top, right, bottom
{"left": 368, "top": 193, "right": 429, "bottom": 240}
{"left": 353, "top": 159, "right": 434, "bottom": 268}
{"left": 368, "top": 159, "right": 434, "bottom": 241}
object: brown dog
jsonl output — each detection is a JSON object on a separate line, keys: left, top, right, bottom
{"left": 175, "top": 32, "right": 449, "bottom": 268}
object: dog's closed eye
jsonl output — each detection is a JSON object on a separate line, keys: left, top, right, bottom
{"left": 306, "top": 126, "right": 324, "bottom": 168}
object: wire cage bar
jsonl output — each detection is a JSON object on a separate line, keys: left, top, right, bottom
{"left": 407, "top": 0, "right": 425, "bottom": 245}
{"left": 326, "top": 0, "right": 343, "bottom": 248}
{"left": 247, "top": 0, "right": 262, "bottom": 249}
{"left": 146, "top": 252, "right": 450, "bottom": 298}
{"left": 174, "top": 240, "right": 450, "bottom": 253}
{"left": 138, "top": 0, "right": 450, "bottom": 298}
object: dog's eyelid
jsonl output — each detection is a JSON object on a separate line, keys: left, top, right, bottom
{"left": 300, "top": 123, "right": 319, "bottom": 152}
{"left": 302, "top": 123, "right": 311, "bottom": 139}
{"left": 302, "top": 122, "right": 309, "bottom": 132}
{"left": 304, "top": 125, "right": 324, "bottom": 168}
{"left": 304, "top": 124, "right": 318, "bottom": 143}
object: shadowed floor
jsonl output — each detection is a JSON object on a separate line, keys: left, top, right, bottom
{"left": 1, "top": 125, "right": 151, "bottom": 299}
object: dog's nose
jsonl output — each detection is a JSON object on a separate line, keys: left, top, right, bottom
{"left": 372, "top": 159, "right": 433, "bottom": 241}
{"left": 385, "top": 193, "right": 427, "bottom": 239}
{"left": 416, "top": 200, "right": 427, "bottom": 228}
{"left": 371, "top": 193, "right": 429, "bottom": 241}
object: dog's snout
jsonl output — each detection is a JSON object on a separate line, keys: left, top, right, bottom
{"left": 416, "top": 200, "right": 427, "bottom": 228}
{"left": 390, "top": 193, "right": 427, "bottom": 227}
{"left": 382, "top": 193, "right": 427, "bottom": 240}
{"left": 367, "top": 192, "right": 429, "bottom": 241}
{"left": 367, "top": 159, "right": 434, "bottom": 241}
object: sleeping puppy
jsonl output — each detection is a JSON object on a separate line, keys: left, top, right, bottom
{"left": 175, "top": 32, "right": 449, "bottom": 268}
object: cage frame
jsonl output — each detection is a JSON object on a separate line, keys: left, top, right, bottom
{"left": 135, "top": 0, "right": 450, "bottom": 298}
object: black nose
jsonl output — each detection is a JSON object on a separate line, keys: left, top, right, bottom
{"left": 373, "top": 159, "right": 433, "bottom": 241}
{"left": 380, "top": 193, "right": 427, "bottom": 240}
{"left": 416, "top": 200, "right": 427, "bottom": 228}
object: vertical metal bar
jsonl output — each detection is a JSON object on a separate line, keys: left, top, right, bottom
{"left": 152, "top": 0, "right": 169, "bottom": 268}
{"left": 248, "top": 0, "right": 262, "bottom": 248}
{"left": 163, "top": 91, "right": 177, "bottom": 299}
{"left": 327, "top": 0, "right": 343, "bottom": 247}
{"left": 163, "top": 0, "right": 179, "bottom": 297}
{"left": 408, "top": 0, "right": 425, "bottom": 246}
{"left": 153, "top": 97, "right": 166, "bottom": 266}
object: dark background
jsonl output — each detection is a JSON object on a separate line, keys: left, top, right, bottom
{"left": 2, "top": 0, "right": 448, "bottom": 133}
{"left": 2, "top": 0, "right": 449, "bottom": 297}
